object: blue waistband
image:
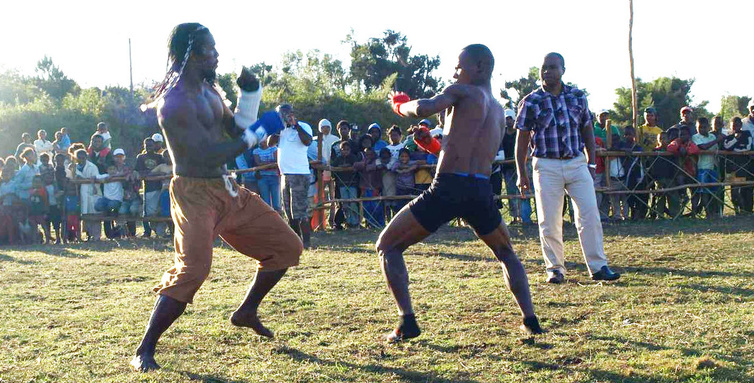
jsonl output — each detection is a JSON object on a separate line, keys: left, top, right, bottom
{"left": 450, "top": 172, "right": 490, "bottom": 180}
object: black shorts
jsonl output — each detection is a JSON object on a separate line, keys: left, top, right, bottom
{"left": 409, "top": 173, "right": 502, "bottom": 235}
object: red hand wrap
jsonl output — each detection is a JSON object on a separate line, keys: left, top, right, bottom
{"left": 390, "top": 92, "right": 411, "bottom": 117}
{"left": 414, "top": 127, "right": 441, "bottom": 155}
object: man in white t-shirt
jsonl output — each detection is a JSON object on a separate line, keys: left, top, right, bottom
{"left": 274, "top": 104, "right": 313, "bottom": 248}
{"left": 742, "top": 99, "right": 754, "bottom": 136}
{"left": 34, "top": 129, "right": 54, "bottom": 158}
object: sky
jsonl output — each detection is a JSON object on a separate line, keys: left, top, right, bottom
{"left": 1, "top": 0, "right": 750, "bottom": 114}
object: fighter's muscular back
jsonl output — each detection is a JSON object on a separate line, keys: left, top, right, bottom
{"left": 436, "top": 84, "right": 503, "bottom": 177}
{"left": 157, "top": 81, "right": 243, "bottom": 179}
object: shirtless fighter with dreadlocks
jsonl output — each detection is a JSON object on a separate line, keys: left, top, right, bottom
{"left": 130, "top": 23, "right": 303, "bottom": 372}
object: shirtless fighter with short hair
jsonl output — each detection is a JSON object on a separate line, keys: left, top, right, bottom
{"left": 378, "top": 44, "right": 543, "bottom": 342}
{"left": 130, "top": 23, "right": 303, "bottom": 372}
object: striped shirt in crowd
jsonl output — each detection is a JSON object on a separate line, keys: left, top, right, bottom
{"left": 515, "top": 84, "right": 593, "bottom": 159}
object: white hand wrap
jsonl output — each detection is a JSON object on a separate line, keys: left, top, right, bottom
{"left": 234, "top": 85, "right": 263, "bottom": 131}
{"left": 241, "top": 126, "right": 269, "bottom": 149}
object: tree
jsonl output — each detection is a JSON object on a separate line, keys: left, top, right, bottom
{"left": 347, "top": 30, "right": 442, "bottom": 99}
{"left": 719, "top": 95, "right": 751, "bottom": 121}
{"left": 34, "top": 56, "right": 79, "bottom": 101}
{"left": 613, "top": 77, "right": 710, "bottom": 127}
{"left": 501, "top": 67, "right": 539, "bottom": 109}
{"left": 0, "top": 70, "right": 43, "bottom": 105}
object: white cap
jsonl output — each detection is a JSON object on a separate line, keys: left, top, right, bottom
{"left": 504, "top": 109, "right": 516, "bottom": 119}
{"left": 430, "top": 127, "right": 443, "bottom": 137}
{"left": 151, "top": 133, "right": 164, "bottom": 142}
{"left": 113, "top": 148, "right": 125, "bottom": 156}
{"left": 318, "top": 119, "right": 332, "bottom": 129}
{"left": 748, "top": 99, "right": 754, "bottom": 108}
{"left": 598, "top": 109, "right": 610, "bottom": 115}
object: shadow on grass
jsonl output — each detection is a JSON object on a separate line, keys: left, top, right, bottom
{"left": 275, "top": 345, "right": 481, "bottom": 383}
{"left": 0, "top": 253, "right": 39, "bottom": 264}
{"left": 623, "top": 265, "right": 754, "bottom": 279}
{"left": 679, "top": 283, "right": 754, "bottom": 298}
{"left": 599, "top": 215, "right": 754, "bottom": 239}
{"left": 587, "top": 334, "right": 753, "bottom": 381}
{"left": 435, "top": 252, "right": 497, "bottom": 263}
{"left": 4, "top": 237, "right": 176, "bottom": 256}
{"left": 508, "top": 358, "right": 668, "bottom": 383}
{"left": 181, "top": 372, "right": 243, "bottom": 383}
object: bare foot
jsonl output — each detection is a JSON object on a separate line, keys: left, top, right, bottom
{"left": 386, "top": 314, "right": 421, "bottom": 343}
{"left": 130, "top": 353, "right": 160, "bottom": 372}
{"left": 521, "top": 316, "right": 545, "bottom": 335}
{"left": 230, "top": 310, "right": 274, "bottom": 338}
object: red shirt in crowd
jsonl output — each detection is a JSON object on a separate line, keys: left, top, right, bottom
{"left": 667, "top": 138, "right": 700, "bottom": 176}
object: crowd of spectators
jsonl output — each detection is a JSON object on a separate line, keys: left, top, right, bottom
{"left": 1, "top": 99, "right": 753, "bottom": 245}
{"left": 592, "top": 103, "right": 754, "bottom": 221}
{"left": 0, "top": 123, "right": 174, "bottom": 245}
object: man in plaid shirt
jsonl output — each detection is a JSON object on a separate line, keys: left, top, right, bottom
{"left": 515, "top": 52, "right": 620, "bottom": 284}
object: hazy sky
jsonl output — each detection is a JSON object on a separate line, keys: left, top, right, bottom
{"left": 1, "top": 0, "right": 750, "bottom": 114}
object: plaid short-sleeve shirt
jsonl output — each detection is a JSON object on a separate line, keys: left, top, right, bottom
{"left": 515, "top": 84, "right": 593, "bottom": 159}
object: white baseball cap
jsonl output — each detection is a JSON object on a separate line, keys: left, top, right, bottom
{"left": 748, "top": 99, "right": 754, "bottom": 108}
{"left": 113, "top": 148, "right": 125, "bottom": 156}
{"left": 151, "top": 133, "right": 164, "bottom": 142}
{"left": 504, "top": 109, "right": 516, "bottom": 119}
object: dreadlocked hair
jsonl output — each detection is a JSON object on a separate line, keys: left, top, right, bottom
{"left": 141, "top": 23, "right": 209, "bottom": 111}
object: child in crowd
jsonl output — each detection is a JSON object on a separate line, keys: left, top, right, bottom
{"left": 357, "top": 135, "right": 374, "bottom": 160}
{"left": 74, "top": 148, "right": 102, "bottom": 241}
{"left": 64, "top": 182, "right": 81, "bottom": 243}
{"left": 150, "top": 151, "right": 174, "bottom": 237}
{"left": 723, "top": 117, "right": 754, "bottom": 214}
{"left": 42, "top": 165, "right": 62, "bottom": 243}
{"left": 95, "top": 164, "right": 124, "bottom": 216}
{"left": 667, "top": 126, "right": 700, "bottom": 215}
{"left": 392, "top": 148, "right": 418, "bottom": 210}
{"left": 691, "top": 117, "right": 724, "bottom": 218}
{"left": 29, "top": 175, "right": 51, "bottom": 244}
{"left": 408, "top": 147, "right": 432, "bottom": 193}
{"left": 385, "top": 125, "right": 405, "bottom": 161}
{"left": 608, "top": 133, "right": 629, "bottom": 220}
{"left": 648, "top": 132, "right": 679, "bottom": 218}
{"left": 0, "top": 165, "right": 16, "bottom": 203}
{"left": 593, "top": 134, "right": 609, "bottom": 220}
{"left": 620, "top": 127, "right": 647, "bottom": 220}
{"left": 95, "top": 164, "right": 125, "bottom": 238}
{"left": 253, "top": 139, "right": 281, "bottom": 211}
{"left": 38, "top": 153, "right": 54, "bottom": 179}
{"left": 377, "top": 148, "right": 397, "bottom": 219}
{"left": 54, "top": 153, "right": 68, "bottom": 190}
{"left": 354, "top": 147, "right": 383, "bottom": 228}
{"left": 0, "top": 166, "right": 19, "bottom": 244}
{"left": 331, "top": 141, "right": 360, "bottom": 229}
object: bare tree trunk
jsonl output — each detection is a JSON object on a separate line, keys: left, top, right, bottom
{"left": 629, "top": 0, "right": 638, "bottom": 128}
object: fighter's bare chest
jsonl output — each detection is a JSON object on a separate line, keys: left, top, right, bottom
{"left": 194, "top": 91, "right": 224, "bottom": 131}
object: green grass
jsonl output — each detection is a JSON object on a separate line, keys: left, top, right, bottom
{"left": 1, "top": 217, "right": 753, "bottom": 382}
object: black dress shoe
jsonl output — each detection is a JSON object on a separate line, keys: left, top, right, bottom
{"left": 591, "top": 266, "right": 621, "bottom": 281}
{"left": 546, "top": 270, "right": 565, "bottom": 284}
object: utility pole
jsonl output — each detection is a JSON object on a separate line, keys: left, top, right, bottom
{"left": 628, "top": 0, "right": 638, "bottom": 128}
{"left": 129, "top": 38, "right": 134, "bottom": 96}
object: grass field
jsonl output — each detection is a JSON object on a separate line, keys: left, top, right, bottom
{"left": 1, "top": 217, "right": 753, "bottom": 383}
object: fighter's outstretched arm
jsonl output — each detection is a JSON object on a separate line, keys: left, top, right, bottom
{"left": 390, "top": 85, "right": 467, "bottom": 118}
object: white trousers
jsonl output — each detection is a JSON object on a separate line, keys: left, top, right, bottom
{"left": 532, "top": 155, "right": 609, "bottom": 276}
